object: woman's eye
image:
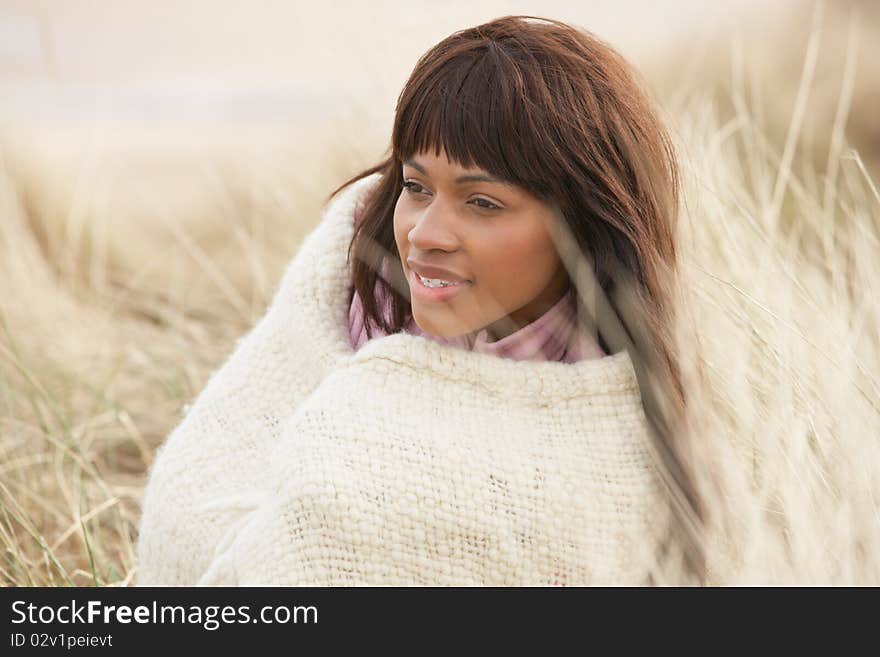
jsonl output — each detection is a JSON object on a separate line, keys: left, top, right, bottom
{"left": 402, "top": 181, "right": 427, "bottom": 195}
{"left": 402, "top": 181, "right": 501, "bottom": 212}
{"left": 470, "top": 197, "right": 501, "bottom": 211}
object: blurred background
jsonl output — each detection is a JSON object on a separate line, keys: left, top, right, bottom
{"left": 1, "top": 0, "right": 878, "bottom": 586}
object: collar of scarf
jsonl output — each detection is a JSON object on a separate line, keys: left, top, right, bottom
{"left": 349, "top": 277, "right": 607, "bottom": 363}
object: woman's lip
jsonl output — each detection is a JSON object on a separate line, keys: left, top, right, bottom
{"left": 410, "top": 269, "right": 472, "bottom": 303}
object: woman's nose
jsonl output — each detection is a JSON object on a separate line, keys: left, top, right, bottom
{"left": 407, "top": 196, "right": 459, "bottom": 251}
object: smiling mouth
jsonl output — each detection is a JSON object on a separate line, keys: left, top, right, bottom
{"left": 409, "top": 269, "right": 472, "bottom": 302}
{"left": 414, "top": 272, "right": 469, "bottom": 288}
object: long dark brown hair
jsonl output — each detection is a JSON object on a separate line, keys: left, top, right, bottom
{"left": 328, "top": 14, "right": 708, "bottom": 584}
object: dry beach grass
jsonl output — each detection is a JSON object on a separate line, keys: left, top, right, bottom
{"left": 0, "top": 1, "right": 878, "bottom": 585}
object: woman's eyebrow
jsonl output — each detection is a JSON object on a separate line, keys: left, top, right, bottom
{"left": 403, "top": 159, "right": 506, "bottom": 185}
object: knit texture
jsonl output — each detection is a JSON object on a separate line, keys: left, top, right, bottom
{"left": 135, "top": 172, "right": 670, "bottom": 586}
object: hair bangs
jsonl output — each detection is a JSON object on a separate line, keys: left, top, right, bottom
{"left": 392, "top": 46, "right": 551, "bottom": 197}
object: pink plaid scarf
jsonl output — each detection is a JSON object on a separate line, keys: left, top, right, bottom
{"left": 348, "top": 271, "right": 605, "bottom": 363}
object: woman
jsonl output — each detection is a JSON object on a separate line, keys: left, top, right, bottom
{"left": 137, "top": 15, "right": 706, "bottom": 585}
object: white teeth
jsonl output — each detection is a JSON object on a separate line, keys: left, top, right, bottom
{"left": 417, "top": 273, "right": 460, "bottom": 288}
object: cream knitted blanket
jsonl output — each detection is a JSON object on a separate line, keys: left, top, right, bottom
{"left": 135, "top": 173, "right": 670, "bottom": 586}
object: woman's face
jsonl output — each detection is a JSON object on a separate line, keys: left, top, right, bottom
{"left": 393, "top": 147, "right": 570, "bottom": 341}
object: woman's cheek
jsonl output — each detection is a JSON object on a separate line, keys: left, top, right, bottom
{"left": 483, "top": 234, "right": 531, "bottom": 279}
{"left": 392, "top": 205, "right": 410, "bottom": 251}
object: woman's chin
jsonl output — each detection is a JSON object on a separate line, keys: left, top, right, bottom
{"left": 411, "top": 311, "right": 474, "bottom": 340}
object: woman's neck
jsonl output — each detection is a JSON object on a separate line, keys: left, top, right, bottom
{"left": 477, "top": 276, "right": 572, "bottom": 343}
